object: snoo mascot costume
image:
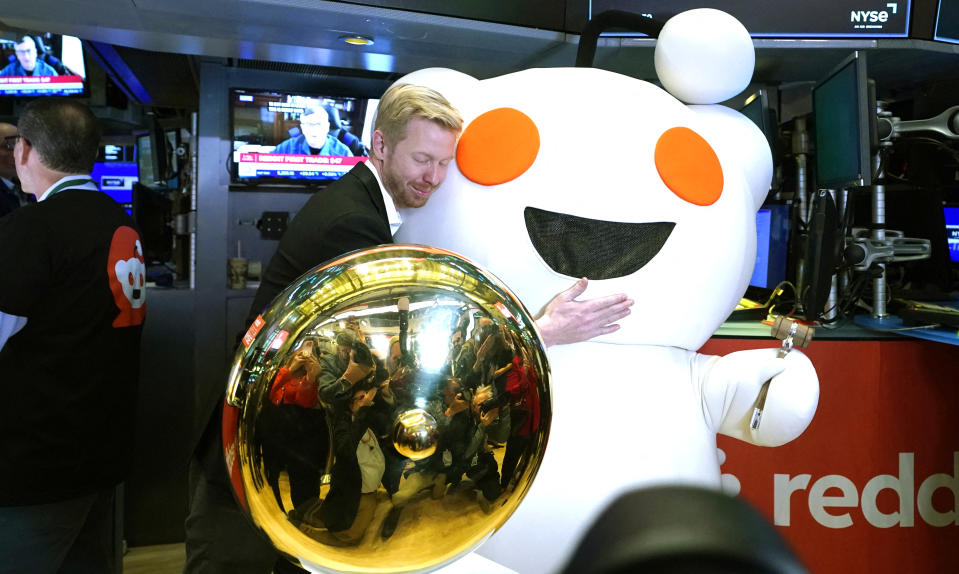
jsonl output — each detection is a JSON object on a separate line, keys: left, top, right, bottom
{"left": 395, "top": 9, "right": 820, "bottom": 574}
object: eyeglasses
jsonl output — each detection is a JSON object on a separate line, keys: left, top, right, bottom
{"left": 2, "top": 135, "right": 21, "bottom": 151}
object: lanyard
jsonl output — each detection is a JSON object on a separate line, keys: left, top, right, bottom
{"left": 44, "top": 177, "right": 98, "bottom": 200}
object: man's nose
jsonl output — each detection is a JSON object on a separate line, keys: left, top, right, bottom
{"left": 423, "top": 164, "right": 440, "bottom": 185}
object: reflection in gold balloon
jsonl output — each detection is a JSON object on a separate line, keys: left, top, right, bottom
{"left": 391, "top": 408, "right": 439, "bottom": 461}
{"left": 225, "top": 245, "right": 551, "bottom": 573}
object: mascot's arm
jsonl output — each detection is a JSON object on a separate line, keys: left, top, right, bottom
{"left": 696, "top": 349, "right": 819, "bottom": 447}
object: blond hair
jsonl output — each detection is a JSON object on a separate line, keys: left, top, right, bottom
{"left": 373, "top": 84, "right": 463, "bottom": 150}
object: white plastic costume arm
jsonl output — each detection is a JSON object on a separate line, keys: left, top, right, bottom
{"left": 698, "top": 348, "right": 819, "bottom": 447}
{"left": 0, "top": 310, "right": 27, "bottom": 351}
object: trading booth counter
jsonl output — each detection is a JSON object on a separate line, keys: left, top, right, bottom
{"left": 704, "top": 320, "right": 958, "bottom": 573}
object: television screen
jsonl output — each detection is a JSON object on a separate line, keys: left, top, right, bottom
{"left": 230, "top": 88, "right": 375, "bottom": 186}
{"left": 584, "top": 0, "right": 911, "bottom": 37}
{"left": 91, "top": 162, "right": 137, "bottom": 215}
{"left": 749, "top": 204, "right": 790, "bottom": 289}
{"left": 945, "top": 206, "right": 959, "bottom": 263}
{"left": 935, "top": 0, "right": 959, "bottom": 43}
{"left": 0, "top": 31, "right": 86, "bottom": 96}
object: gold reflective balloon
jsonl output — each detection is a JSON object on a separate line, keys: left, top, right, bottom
{"left": 391, "top": 408, "right": 439, "bottom": 461}
{"left": 224, "top": 244, "right": 551, "bottom": 573}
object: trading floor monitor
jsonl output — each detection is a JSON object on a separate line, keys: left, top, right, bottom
{"left": 813, "top": 51, "right": 875, "bottom": 189}
{"left": 801, "top": 190, "right": 840, "bottom": 321}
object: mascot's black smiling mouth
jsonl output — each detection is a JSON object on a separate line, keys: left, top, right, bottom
{"left": 524, "top": 206, "right": 675, "bottom": 280}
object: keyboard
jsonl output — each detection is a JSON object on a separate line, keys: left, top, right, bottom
{"left": 892, "top": 299, "right": 959, "bottom": 330}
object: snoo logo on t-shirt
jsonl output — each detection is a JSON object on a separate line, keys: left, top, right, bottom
{"left": 107, "top": 226, "right": 146, "bottom": 327}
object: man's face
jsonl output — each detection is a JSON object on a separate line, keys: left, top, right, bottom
{"left": 443, "top": 380, "right": 462, "bottom": 406}
{"left": 300, "top": 110, "right": 331, "bottom": 150}
{"left": 387, "top": 340, "right": 401, "bottom": 374}
{"left": 337, "top": 343, "right": 351, "bottom": 363}
{"left": 14, "top": 39, "right": 37, "bottom": 72}
{"left": 0, "top": 130, "right": 16, "bottom": 180}
{"left": 377, "top": 117, "right": 457, "bottom": 210}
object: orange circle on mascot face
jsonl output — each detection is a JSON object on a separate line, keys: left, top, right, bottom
{"left": 457, "top": 108, "right": 540, "bottom": 186}
{"left": 654, "top": 126, "right": 723, "bottom": 206}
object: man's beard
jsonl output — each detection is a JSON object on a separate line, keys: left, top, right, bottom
{"left": 382, "top": 168, "right": 430, "bottom": 209}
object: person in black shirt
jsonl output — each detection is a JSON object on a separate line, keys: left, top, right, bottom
{"left": 0, "top": 98, "right": 146, "bottom": 574}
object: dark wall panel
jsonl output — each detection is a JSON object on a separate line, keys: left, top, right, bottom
{"left": 124, "top": 288, "right": 196, "bottom": 546}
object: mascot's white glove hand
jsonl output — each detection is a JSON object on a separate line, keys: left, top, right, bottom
{"left": 700, "top": 348, "right": 819, "bottom": 447}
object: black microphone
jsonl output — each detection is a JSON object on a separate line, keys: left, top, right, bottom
{"left": 397, "top": 296, "right": 409, "bottom": 356}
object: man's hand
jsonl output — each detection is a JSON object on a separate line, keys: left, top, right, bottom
{"left": 342, "top": 352, "right": 374, "bottom": 384}
{"left": 303, "top": 357, "right": 322, "bottom": 381}
{"left": 355, "top": 387, "right": 377, "bottom": 409}
{"left": 535, "top": 278, "right": 633, "bottom": 347}
{"left": 473, "top": 332, "right": 500, "bottom": 372}
{"left": 446, "top": 392, "right": 469, "bottom": 417}
{"left": 479, "top": 407, "right": 499, "bottom": 427}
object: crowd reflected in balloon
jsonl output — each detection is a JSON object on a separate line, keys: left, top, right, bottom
{"left": 225, "top": 246, "right": 551, "bottom": 573}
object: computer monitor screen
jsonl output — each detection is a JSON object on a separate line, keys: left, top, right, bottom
{"left": 946, "top": 206, "right": 959, "bottom": 263}
{"left": 91, "top": 162, "right": 138, "bottom": 215}
{"left": 935, "top": 0, "right": 959, "bottom": 43}
{"left": 813, "top": 51, "right": 873, "bottom": 189}
{"left": 801, "top": 190, "right": 840, "bottom": 321}
{"left": 230, "top": 88, "right": 375, "bottom": 187}
{"left": 136, "top": 133, "right": 155, "bottom": 187}
{"left": 132, "top": 183, "right": 173, "bottom": 265}
{"left": 584, "top": 1, "right": 911, "bottom": 37}
{"left": 0, "top": 31, "right": 86, "bottom": 96}
{"left": 739, "top": 88, "right": 780, "bottom": 166}
{"left": 164, "top": 129, "right": 180, "bottom": 177}
{"left": 740, "top": 91, "right": 767, "bottom": 131}
{"left": 750, "top": 204, "right": 790, "bottom": 289}
{"left": 98, "top": 144, "right": 135, "bottom": 163}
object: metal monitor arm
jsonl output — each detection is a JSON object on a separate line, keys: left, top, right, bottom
{"left": 844, "top": 228, "right": 931, "bottom": 272}
{"left": 852, "top": 103, "right": 958, "bottom": 318}
{"left": 878, "top": 105, "right": 959, "bottom": 141}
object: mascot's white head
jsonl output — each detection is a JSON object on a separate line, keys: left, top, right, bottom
{"left": 395, "top": 8, "right": 772, "bottom": 351}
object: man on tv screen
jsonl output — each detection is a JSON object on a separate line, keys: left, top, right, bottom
{"left": 0, "top": 36, "right": 58, "bottom": 77}
{"left": 270, "top": 105, "right": 353, "bottom": 157}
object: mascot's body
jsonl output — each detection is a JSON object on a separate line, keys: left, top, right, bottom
{"left": 396, "top": 10, "right": 820, "bottom": 574}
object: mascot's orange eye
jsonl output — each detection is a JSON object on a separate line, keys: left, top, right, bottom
{"left": 654, "top": 127, "right": 723, "bottom": 206}
{"left": 457, "top": 107, "right": 540, "bottom": 186}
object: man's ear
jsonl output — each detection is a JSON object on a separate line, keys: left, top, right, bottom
{"left": 13, "top": 137, "right": 30, "bottom": 167}
{"left": 370, "top": 130, "right": 387, "bottom": 159}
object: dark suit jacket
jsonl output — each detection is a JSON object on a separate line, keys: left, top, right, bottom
{"left": 194, "top": 161, "right": 392, "bottom": 456}
{"left": 0, "top": 179, "right": 25, "bottom": 219}
{"left": 246, "top": 161, "right": 391, "bottom": 325}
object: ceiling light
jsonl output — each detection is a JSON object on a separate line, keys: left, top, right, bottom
{"left": 339, "top": 35, "right": 374, "bottom": 46}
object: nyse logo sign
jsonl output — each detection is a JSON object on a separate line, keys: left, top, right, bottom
{"left": 775, "top": 452, "right": 958, "bottom": 528}
{"left": 850, "top": 3, "right": 898, "bottom": 24}
{"left": 851, "top": 10, "right": 889, "bottom": 23}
